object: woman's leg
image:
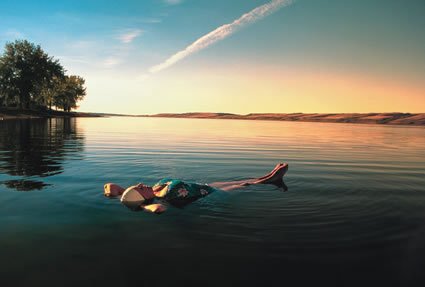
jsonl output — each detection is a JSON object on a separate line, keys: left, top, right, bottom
{"left": 209, "top": 163, "right": 288, "bottom": 191}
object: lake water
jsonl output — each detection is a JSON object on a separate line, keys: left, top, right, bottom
{"left": 0, "top": 117, "right": 424, "bottom": 286}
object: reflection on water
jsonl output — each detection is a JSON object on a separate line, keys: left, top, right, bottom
{"left": 0, "top": 118, "right": 84, "bottom": 191}
{"left": 0, "top": 117, "right": 424, "bottom": 286}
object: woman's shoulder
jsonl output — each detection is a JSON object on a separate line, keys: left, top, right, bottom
{"left": 154, "top": 178, "right": 183, "bottom": 187}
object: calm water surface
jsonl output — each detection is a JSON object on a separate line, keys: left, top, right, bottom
{"left": 0, "top": 117, "right": 424, "bottom": 286}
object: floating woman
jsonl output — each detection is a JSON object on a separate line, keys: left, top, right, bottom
{"left": 104, "top": 163, "right": 288, "bottom": 214}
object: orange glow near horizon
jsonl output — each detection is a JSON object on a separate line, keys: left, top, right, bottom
{"left": 78, "top": 65, "right": 425, "bottom": 115}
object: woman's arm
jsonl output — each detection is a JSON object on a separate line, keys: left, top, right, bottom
{"left": 142, "top": 203, "right": 166, "bottom": 214}
{"left": 152, "top": 184, "right": 168, "bottom": 197}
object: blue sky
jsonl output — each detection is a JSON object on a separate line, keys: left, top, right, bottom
{"left": 1, "top": 0, "right": 424, "bottom": 114}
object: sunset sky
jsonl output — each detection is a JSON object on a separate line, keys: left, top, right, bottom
{"left": 0, "top": 0, "right": 424, "bottom": 114}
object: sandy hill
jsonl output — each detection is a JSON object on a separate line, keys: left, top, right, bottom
{"left": 148, "top": 112, "right": 425, "bottom": 125}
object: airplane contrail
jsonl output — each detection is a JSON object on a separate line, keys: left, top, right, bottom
{"left": 149, "top": 0, "right": 294, "bottom": 74}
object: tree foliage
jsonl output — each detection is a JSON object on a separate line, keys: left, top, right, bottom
{"left": 0, "top": 40, "right": 86, "bottom": 111}
{"left": 54, "top": 76, "right": 86, "bottom": 112}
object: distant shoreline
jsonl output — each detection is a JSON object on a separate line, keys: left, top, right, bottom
{"left": 142, "top": 112, "right": 425, "bottom": 126}
{"left": 1, "top": 108, "right": 424, "bottom": 126}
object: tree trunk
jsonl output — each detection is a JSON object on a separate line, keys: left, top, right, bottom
{"left": 19, "top": 95, "right": 25, "bottom": 109}
{"left": 20, "top": 90, "right": 30, "bottom": 110}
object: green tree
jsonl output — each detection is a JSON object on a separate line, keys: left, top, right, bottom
{"left": 0, "top": 40, "right": 64, "bottom": 109}
{"left": 54, "top": 75, "right": 86, "bottom": 112}
{"left": 39, "top": 76, "right": 63, "bottom": 110}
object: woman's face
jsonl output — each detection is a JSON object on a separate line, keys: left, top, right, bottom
{"left": 104, "top": 183, "right": 125, "bottom": 197}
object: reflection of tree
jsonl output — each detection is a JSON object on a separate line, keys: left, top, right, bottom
{"left": 0, "top": 118, "right": 84, "bottom": 191}
{"left": 0, "top": 180, "right": 52, "bottom": 191}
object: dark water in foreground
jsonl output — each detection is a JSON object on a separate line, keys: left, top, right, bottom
{"left": 0, "top": 117, "right": 424, "bottom": 287}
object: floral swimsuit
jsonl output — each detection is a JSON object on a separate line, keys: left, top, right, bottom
{"left": 153, "top": 178, "right": 217, "bottom": 207}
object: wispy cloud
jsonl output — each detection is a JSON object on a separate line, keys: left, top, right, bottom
{"left": 103, "top": 56, "right": 122, "bottom": 67}
{"left": 5, "top": 29, "right": 25, "bottom": 40}
{"left": 118, "top": 29, "right": 143, "bottom": 43}
{"left": 164, "top": 0, "right": 183, "bottom": 5}
{"left": 149, "top": 0, "right": 293, "bottom": 74}
{"left": 141, "top": 18, "right": 162, "bottom": 24}
{"left": 70, "top": 40, "right": 96, "bottom": 49}
{"left": 56, "top": 55, "right": 91, "bottom": 65}
{"left": 53, "top": 12, "right": 81, "bottom": 24}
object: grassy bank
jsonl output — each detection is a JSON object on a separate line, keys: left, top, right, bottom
{"left": 0, "top": 107, "right": 102, "bottom": 120}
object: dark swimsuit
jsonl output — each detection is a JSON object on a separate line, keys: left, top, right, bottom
{"left": 153, "top": 178, "right": 218, "bottom": 207}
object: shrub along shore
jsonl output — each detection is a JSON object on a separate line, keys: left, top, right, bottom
{"left": 0, "top": 107, "right": 101, "bottom": 119}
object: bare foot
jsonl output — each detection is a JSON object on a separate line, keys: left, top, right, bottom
{"left": 255, "top": 163, "right": 284, "bottom": 181}
{"left": 255, "top": 163, "right": 288, "bottom": 184}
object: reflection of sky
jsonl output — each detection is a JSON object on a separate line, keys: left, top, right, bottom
{"left": 81, "top": 117, "right": 425, "bottom": 155}
{"left": 0, "top": 0, "right": 424, "bottom": 114}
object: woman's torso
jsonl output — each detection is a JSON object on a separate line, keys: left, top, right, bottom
{"left": 153, "top": 178, "right": 217, "bottom": 207}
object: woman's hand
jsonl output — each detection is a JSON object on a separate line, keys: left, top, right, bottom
{"left": 142, "top": 204, "right": 166, "bottom": 214}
